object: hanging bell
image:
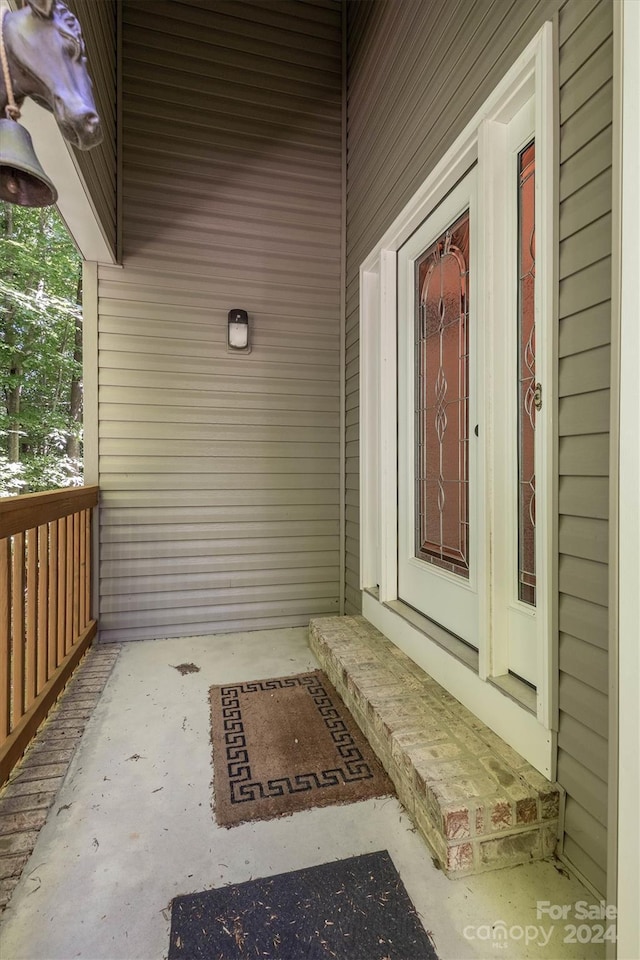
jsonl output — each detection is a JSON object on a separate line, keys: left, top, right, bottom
{"left": 0, "top": 118, "right": 58, "bottom": 207}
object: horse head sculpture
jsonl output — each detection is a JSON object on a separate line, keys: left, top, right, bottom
{"left": 1, "top": 0, "right": 102, "bottom": 150}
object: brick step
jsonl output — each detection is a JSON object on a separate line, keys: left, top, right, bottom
{"left": 309, "top": 616, "right": 560, "bottom": 878}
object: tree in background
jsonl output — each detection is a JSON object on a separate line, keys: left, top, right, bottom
{"left": 0, "top": 202, "right": 83, "bottom": 496}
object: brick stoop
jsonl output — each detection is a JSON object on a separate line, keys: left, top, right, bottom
{"left": 309, "top": 616, "right": 561, "bottom": 878}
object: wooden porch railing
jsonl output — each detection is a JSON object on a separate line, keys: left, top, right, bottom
{"left": 0, "top": 485, "right": 99, "bottom": 786}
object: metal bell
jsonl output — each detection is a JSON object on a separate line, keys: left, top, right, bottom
{"left": 0, "top": 118, "right": 58, "bottom": 207}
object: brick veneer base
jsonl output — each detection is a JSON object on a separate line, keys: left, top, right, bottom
{"left": 309, "top": 616, "right": 561, "bottom": 878}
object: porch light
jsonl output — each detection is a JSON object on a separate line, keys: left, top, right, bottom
{"left": 227, "top": 308, "right": 250, "bottom": 353}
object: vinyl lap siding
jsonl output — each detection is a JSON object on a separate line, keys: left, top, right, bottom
{"left": 98, "top": 0, "right": 342, "bottom": 641}
{"left": 557, "top": 0, "right": 612, "bottom": 895}
{"left": 68, "top": 0, "right": 117, "bottom": 260}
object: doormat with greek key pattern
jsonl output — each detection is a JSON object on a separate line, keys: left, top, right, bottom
{"left": 210, "top": 670, "right": 394, "bottom": 826}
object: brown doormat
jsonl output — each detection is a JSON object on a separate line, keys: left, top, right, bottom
{"left": 210, "top": 671, "right": 394, "bottom": 827}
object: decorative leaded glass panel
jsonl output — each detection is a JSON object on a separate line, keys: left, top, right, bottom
{"left": 518, "top": 141, "right": 536, "bottom": 606}
{"left": 415, "top": 211, "right": 470, "bottom": 579}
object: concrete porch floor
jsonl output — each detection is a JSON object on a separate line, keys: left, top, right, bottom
{"left": 0, "top": 628, "right": 605, "bottom": 960}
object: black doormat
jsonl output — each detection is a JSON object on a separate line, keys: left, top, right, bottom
{"left": 169, "top": 850, "right": 438, "bottom": 960}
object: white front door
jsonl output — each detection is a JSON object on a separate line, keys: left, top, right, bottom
{"left": 396, "top": 112, "right": 547, "bottom": 687}
{"left": 397, "top": 171, "right": 483, "bottom": 647}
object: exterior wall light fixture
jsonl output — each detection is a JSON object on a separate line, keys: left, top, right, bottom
{"left": 227, "top": 309, "right": 251, "bottom": 353}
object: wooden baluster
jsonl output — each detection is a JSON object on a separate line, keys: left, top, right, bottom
{"left": 57, "top": 518, "right": 66, "bottom": 666}
{"left": 25, "top": 528, "right": 38, "bottom": 707}
{"left": 65, "top": 515, "right": 73, "bottom": 654}
{"left": 48, "top": 520, "right": 58, "bottom": 676}
{"left": 11, "top": 533, "right": 25, "bottom": 728}
{"left": 79, "top": 509, "right": 86, "bottom": 629}
{"left": 85, "top": 508, "right": 92, "bottom": 623}
{"left": 0, "top": 539, "right": 11, "bottom": 740}
{"left": 37, "top": 524, "right": 49, "bottom": 692}
{"left": 73, "top": 511, "right": 80, "bottom": 641}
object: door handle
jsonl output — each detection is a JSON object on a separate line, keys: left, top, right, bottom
{"left": 533, "top": 382, "right": 542, "bottom": 412}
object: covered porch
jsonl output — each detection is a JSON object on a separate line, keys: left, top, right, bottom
{"left": 0, "top": 627, "right": 603, "bottom": 959}
{"left": 1, "top": 0, "right": 639, "bottom": 955}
